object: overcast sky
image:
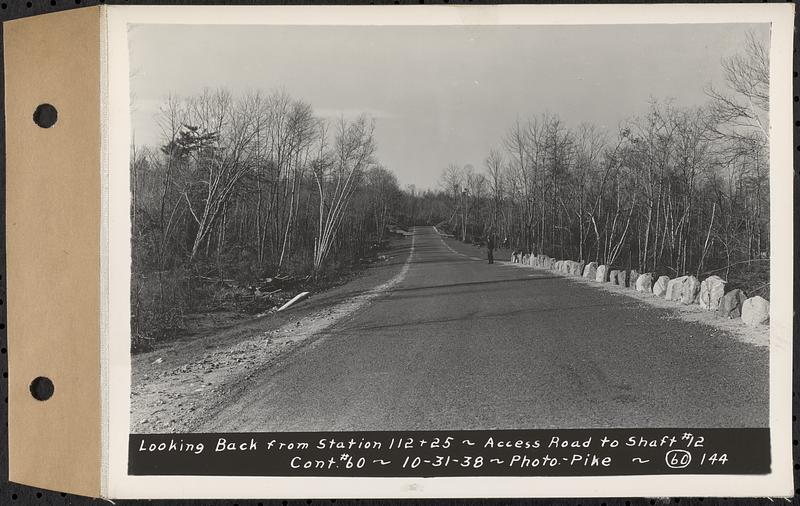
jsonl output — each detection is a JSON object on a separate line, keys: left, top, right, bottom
{"left": 129, "top": 23, "right": 768, "bottom": 190}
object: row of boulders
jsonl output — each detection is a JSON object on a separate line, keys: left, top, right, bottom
{"left": 526, "top": 256, "right": 769, "bottom": 327}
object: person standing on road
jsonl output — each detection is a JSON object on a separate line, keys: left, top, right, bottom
{"left": 487, "top": 235, "right": 495, "bottom": 264}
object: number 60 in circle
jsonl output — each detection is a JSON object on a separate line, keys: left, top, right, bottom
{"left": 665, "top": 450, "right": 692, "bottom": 469}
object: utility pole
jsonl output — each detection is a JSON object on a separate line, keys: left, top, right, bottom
{"left": 461, "top": 187, "right": 469, "bottom": 242}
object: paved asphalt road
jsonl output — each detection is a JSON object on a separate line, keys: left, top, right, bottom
{"left": 200, "top": 226, "right": 768, "bottom": 431}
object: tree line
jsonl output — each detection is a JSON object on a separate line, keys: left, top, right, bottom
{"left": 131, "top": 89, "right": 404, "bottom": 345}
{"left": 421, "top": 33, "right": 769, "bottom": 296}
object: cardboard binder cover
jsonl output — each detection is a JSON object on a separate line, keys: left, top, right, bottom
{"left": 5, "top": 6, "right": 103, "bottom": 498}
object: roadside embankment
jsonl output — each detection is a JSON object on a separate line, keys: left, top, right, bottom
{"left": 130, "top": 233, "right": 416, "bottom": 433}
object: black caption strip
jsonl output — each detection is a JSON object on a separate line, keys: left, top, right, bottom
{"left": 129, "top": 429, "right": 769, "bottom": 477}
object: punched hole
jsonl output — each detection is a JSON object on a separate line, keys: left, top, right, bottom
{"left": 33, "top": 103, "right": 58, "bottom": 128}
{"left": 29, "top": 376, "right": 54, "bottom": 401}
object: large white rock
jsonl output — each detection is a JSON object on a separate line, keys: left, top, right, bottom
{"left": 681, "top": 276, "right": 701, "bottom": 305}
{"left": 666, "top": 276, "right": 688, "bottom": 301}
{"left": 583, "top": 262, "right": 598, "bottom": 279}
{"left": 629, "top": 270, "right": 640, "bottom": 290}
{"left": 741, "top": 296, "right": 769, "bottom": 326}
{"left": 568, "top": 261, "right": 582, "bottom": 276}
{"left": 595, "top": 265, "right": 610, "bottom": 283}
{"left": 653, "top": 276, "right": 670, "bottom": 297}
{"left": 699, "top": 276, "right": 726, "bottom": 311}
{"left": 718, "top": 289, "right": 747, "bottom": 318}
{"left": 636, "top": 273, "right": 653, "bottom": 292}
{"left": 617, "top": 270, "right": 628, "bottom": 288}
{"left": 609, "top": 270, "right": 620, "bottom": 285}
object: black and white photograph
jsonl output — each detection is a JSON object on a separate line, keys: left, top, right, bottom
{"left": 103, "top": 3, "right": 794, "bottom": 498}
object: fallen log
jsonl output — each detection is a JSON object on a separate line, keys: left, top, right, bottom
{"left": 277, "top": 291, "right": 311, "bottom": 312}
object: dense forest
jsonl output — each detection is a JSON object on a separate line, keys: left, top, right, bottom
{"left": 131, "top": 90, "right": 407, "bottom": 348}
{"left": 415, "top": 33, "right": 770, "bottom": 294}
{"left": 131, "top": 33, "right": 769, "bottom": 349}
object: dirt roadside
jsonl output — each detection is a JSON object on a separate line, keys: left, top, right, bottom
{"left": 130, "top": 235, "right": 414, "bottom": 434}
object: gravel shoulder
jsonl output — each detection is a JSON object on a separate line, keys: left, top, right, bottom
{"left": 130, "top": 236, "right": 415, "bottom": 434}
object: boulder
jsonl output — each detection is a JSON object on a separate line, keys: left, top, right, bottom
{"left": 595, "top": 265, "right": 610, "bottom": 283}
{"left": 680, "top": 276, "right": 701, "bottom": 305}
{"left": 522, "top": 253, "right": 530, "bottom": 265}
{"left": 636, "top": 273, "right": 653, "bottom": 292}
{"left": 547, "top": 258, "right": 556, "bottom": 270}
{"left": 698, "top": 276, "right": 726, "bottom": 311}
{"left": 629, "top": 270, "right": 639, "bottom": 290}
{"left": 666, "top": 276, "right": 688, "bottom": 301}
{"left": 617, "top": 270, "right": 628, "bottom": 288}
{"left": 717, "top": 289, "right": 747, "bottom": 319}
{"left": 653, "top": 275, "right": 670, "bottom": 297}
{"left": 609, "top": 270, "right": 619, "bottom": 285}
{"left": 569, "top": 261, "right": 582, "bottom": 276}
{"left": 583, "top": 262, "right": 598, "bottom": 279}
{"left": 575, "top": 261, "right": 585, "bottom": 277}
{"left": 741, "top": 296, "right": 769, "bottom": 326}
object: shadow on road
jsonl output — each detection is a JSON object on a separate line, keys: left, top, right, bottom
{"left": 331, "top": 300, "right": 624, "bottom": 334}
{"left": 387, "top": 275, "right": 564, "bottom": 296}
